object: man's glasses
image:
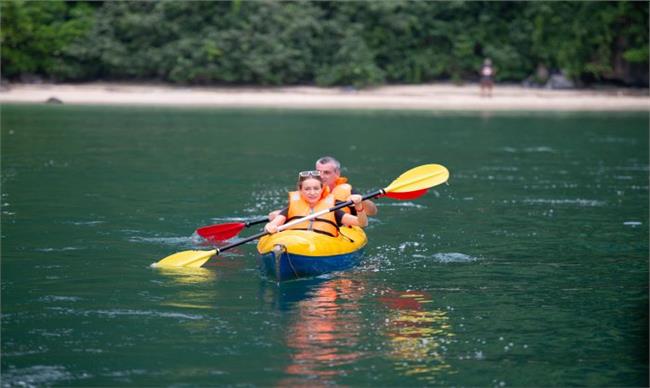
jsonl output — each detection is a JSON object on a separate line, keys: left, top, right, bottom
{"left": 299, "top": 170, "right": 321, "bottom": 178}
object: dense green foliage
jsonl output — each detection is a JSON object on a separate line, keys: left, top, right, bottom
{"left": 1, "top": 0, "right": 647, "bottom": 87}
{"left": 1, "top": 1, "right": 93, "bottom": 79}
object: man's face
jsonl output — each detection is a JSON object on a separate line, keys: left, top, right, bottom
{"left": 316, "top": 162, "right": 339, "bottom": 188}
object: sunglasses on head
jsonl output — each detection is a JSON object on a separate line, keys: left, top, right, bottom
{"left": 299, "top": 170, "right": 321, "bottom": 178}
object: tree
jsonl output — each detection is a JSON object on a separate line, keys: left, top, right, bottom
{"left": 1, "top": 0, "right": 92, "bottom": 80}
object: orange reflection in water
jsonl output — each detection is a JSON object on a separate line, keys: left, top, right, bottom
{"left": 379, "top": 290, "right": 454, "bottom": 382}
{"left": 280, "top": 278, "right": 366, "bottom": 386}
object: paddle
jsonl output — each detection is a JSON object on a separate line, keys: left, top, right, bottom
{"left": 152, "top": 164, "right": 449, "bottom": 268}
{"left": 196, "top": 217, "right": 268, "bottom": 241}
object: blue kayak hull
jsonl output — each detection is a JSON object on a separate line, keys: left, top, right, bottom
{"left": 257, "top": 227, "right": 367, "bottom": 282}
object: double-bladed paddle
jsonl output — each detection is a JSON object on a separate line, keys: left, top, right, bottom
{"left": 152, "top": 164, "right": 449, "bottom": 268}
{"left": 196, "top": 218, "right": 268, "bottom": 242}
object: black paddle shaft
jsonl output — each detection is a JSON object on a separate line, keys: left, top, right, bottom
{"left": 245, "top": 218, "right": 269, "bottom": 227}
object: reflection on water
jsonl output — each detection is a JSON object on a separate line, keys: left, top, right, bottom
{"left": 274, "top": 278, "right": 366, "bottom": 386}
{"left": 156, "top": 267, "right": 218, "bottom": 309}
{"left": 379, "top": 291, "right": 454, "bottom": 382}
{"left": 155, "top": 267, "right": 217, "bottom": 285}
{"left": 259, "top": 277, "right": 326, "bottom": 311}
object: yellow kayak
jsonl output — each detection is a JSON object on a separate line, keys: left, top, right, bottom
{"left": 257, "top": 226, "right": 367, "bottom": 281}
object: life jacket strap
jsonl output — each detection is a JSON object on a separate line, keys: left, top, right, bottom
{"left": 285, "top": 227, "right": 337, "bottom": 238}
{"left": 285, "top": 216, "right": 340, "bottom": 232}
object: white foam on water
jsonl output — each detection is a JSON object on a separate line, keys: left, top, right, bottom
{"left": 3, "top": 347, "right": 49, "bottom": 357}
{"left": 481, "top": 166, "right": 520, "bottom": 172}
{"left": 1, "top": 365, "right": 74, "bottom": 387}
{"left": 190, "top": 232, "right": 208, "bottom": 244}
{"left": 523, "top": 198, "right": 606, "bottom": 207}
{"left": 398, "top": 241, "right": 421, "bottom": 252}
{"left": 432, "top": 252, "right": 479, "bottom": 263}
{"left": 38, "top": 296, "right": 82, "bottom": 303}
{"left": 34, "top": 264, "right": 63, "bottom": 269}
{"left": 500, "top": 146, "right": 555, "bottom": 153}
{"left": 591, "top": 136, "right": 637, "bottom": 145}
{"left": 613, "top": 165, "right": 649, "bottom": 172}
{"left": 245, "top": 188, "right": 287, "bottom": 214}
{"left": 207, "top": 216, "right": 259, "bottom": 223}
{"left": 524, "top": 146, "right": 555, "bottom": 153}
{"left": 377, "top": 202, "right": 426, "bottom": 209}
{"left": 129, "top": 236, "right": 192, "bottom": 245}
{"left": 47, "top": 306, "right": 204, "bottom": 321}
{"left": 35, "top": 247, "right": 83, "bottom": 252}
{"left": 623, "top": 221, "right": 642, "bottom": 227}
{"left": 91, "top": 309, "right": 204, "bottom": 320}
{"left": 30, "top": 328, "right": 74, "bottom": 338}
{"left": 67, "top": 221, "right": 105, "bottom": 226}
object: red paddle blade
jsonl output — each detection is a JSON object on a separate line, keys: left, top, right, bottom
{"left": 196, "top": 222, "right": 246, "bottom": 241}
{"left": 384, "top": 188, "right": 428, "bottom": 200}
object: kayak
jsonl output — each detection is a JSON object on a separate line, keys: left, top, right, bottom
{"left": 256, "top": 226, "right": 367, "bottom": 282}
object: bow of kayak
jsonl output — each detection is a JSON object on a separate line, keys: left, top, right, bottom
{"left": 256, "top": 227, "right": 367, "bottom": 282}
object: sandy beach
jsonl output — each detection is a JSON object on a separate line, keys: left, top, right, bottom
{"left": 0, "top": 82, "right": 648, "bottom": 111}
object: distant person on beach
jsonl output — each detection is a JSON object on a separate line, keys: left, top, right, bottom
{"left": 480, "top": 58, "right": 495, "bottom": 97}
{"left": 268, "top": 156, "right": 377, "bottom": 220}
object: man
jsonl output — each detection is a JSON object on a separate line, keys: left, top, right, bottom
{"left": 268, "top": 156, "right": 377, "bottom": 220}
{"left": 315, "top": 156, "right": 377, "bottom": 216}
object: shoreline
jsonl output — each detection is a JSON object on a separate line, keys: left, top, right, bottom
{"left": 1, "top": 82, "right": 648, "bottom": 111}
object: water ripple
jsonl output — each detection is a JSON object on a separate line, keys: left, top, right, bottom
{"left": 430, "top": 253, "right": 479, "bottom": 263}
{"left": 65, "top": 220, "right": 105, "bottom": 226}
{"left": 46, "top": 307, "right": 204, "bottom": 321}
{"left": 207, "top": 216, "right": 267, "bottom": 223}
{"left": 1, "top": 365, "right": 78, "bottom": 387}
{"left": 128, "top": 236, "right": 193, "bottom": 246}
{"left": 500, "top": 146, "right": 556, "bottom": 153}
{"left": 523, "top": 198, "right": 606, "bottom": 207}
{"left": 34, "top": 247, "right": 83, "bottom": 253}
{"left": 38, "top": 295, "right": 82, "bottom": 303}
{"left": 377, "top": 202, "right": 426, "bottom": 209}
{"left": 590, "top": 136, "right": 637, "bottom": 145}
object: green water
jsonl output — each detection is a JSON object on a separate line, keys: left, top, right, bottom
{"left": 2, "top": 105, "right": 648, "bottom": 386}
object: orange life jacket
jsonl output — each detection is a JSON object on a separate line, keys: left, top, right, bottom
{"left": 331, "top": 177, "right": 353, "bottom": 214}
{"left": 286, "top": 191, "right": 339, "bottom": 237}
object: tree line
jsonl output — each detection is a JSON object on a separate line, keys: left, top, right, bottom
{"left": 1, "top": 0, "right": 648, "bottom": 88}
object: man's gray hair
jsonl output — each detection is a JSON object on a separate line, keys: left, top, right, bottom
{"left": 316, "top": 156, "right": 341, "bottom": 170}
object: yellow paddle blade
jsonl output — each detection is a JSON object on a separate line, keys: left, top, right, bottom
{"left": 384, "top": 164, "right": 449, "bottom": 193}
{"left": 151, "top": 249, "right": 217, "bottom": 268}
